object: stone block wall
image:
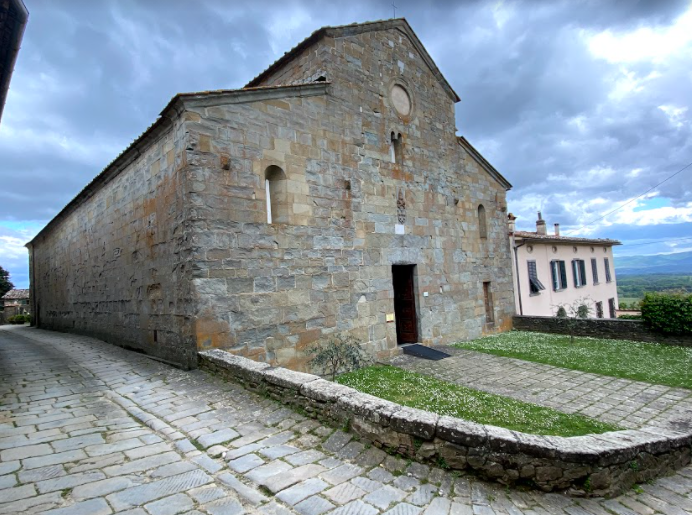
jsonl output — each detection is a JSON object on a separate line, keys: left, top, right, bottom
{"left": 200, "top": 349, "right": 692, "bottom": 497}
{"left": 513, "top": 316, "right": 692, "bottom": 347}
{"left": 28, "top": 117, "right": 198, "bottom": 368}
{"left": 186, "top": 26, "right": 514, "bottom": 371}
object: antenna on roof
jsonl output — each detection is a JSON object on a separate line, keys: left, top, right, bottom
{"left": 392, "top": 2, "right": 397, "bottom": 18}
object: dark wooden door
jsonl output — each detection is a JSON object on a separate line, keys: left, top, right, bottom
{"left": 393, "top": 265, "right": 418, "bottom": 344}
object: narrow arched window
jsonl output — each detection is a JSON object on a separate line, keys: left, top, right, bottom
{"left": 390, "top": 132, "right": 403, "bottom": 164}
{"left": 265, "top": 165, "right": 287, "bottom": 224}
{"left": 478, "top": 204, "right": 487, "bottom": 239}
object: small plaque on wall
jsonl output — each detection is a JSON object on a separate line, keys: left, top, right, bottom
{"left": 395, "top": 224, "right": 405, "bottom": 235}
{"left": 386, "top": 313, "right": 395, "bottom": 323}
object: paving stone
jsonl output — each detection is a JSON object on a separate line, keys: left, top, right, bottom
{"left": 0, "top": 483, "right": 37, "bottom": 504}
{"left": 322, "top": 464, "right": 365, "bottom": 485}
{"left": 259, "top": 501, "right": 294, "bottom": 515}
{"left": 84, "top": 437, "right": 144, "bottom": 457}
{"left": 394, "top": 476, "right": 421, "bottom": 492}
{"left": 245, "top": 459, "right": 293, "bottom": 483}
{"left": 106, "top": 470, "right": 212, "bottom": 511}
{"left": 174, "top": 439, "right": 197, "bottom": 454}
{"left": 0, "top": 474, "right": 17, "bottom": 489}
{"left": 203, "top": 497, "right": 245, "bottom": 515}
{"left": 0, "top": 442, "right": 52, "bottom": 461}
{"left": 197, "top": 429, "right": 240, "bottom": 449}
{"left": 36, "top": 470, "right": 106, "bottom": 494}
{"left": 368, "top": 467, "right": 395, "bottom": 484}
{"left": 0, "top": 491, "right": 62, "bottom": 514}
{"left": 364, "top": 485, "right": 408, "bottom": 509}
{"left": 144, "top": 493, "right": 195, "bottom": 515}
{"left": 295, "top": 495, "right": 336, "bottom": 515}
{"left": 217, "top": 472, "right": 268, "bottom": 506}
{"left": 330, "top": 499, "right": 379, "bottom": 515}
{"left": 103, "top": 451, "right": 180, "bottom": 476}
{"left": 260, "top": 444, "right": 300, "bottom": 459}
{"left": 52, "top": 433, "right": 105, "bottom": 452}
{"left": 286, "top": 449, "right": 326, "bottom": 466}
{"left": 71, "top": 476, "right": 135, "bottom": 500}
{"left": 228, "top": 453, "right": 266, "bottom": 473}
{"left": 149, "top": 461, "right": 198, "bottom": 478}
{"left": 408, "top": 484, "right": 438, "bottom": 506}
{"left": 0, "top": 461, "right": 20, "bottom": 476}
{"left": 322, "top": 431, "right": 353, "bottom": 452}
{"left": 188, "top": 485, "right": 228, "bottom": 504}
{"left": 42, "top": 497, "right": 113, "bottom": 515}
{"left": 325, "top": 481, "right": 368, "bottom": 505}
{"left": 124, "top": 442, "right": 171, "bottom": 460}
{"left": 277, "top": 478, "right": 329, "bottom": 505}
{"left": 263, "top": 464, "right": 326, "bottom": 493}
{"left": 423, "top": 497, "right": 451, "bottom": 515}
{"left": 338, "top": 441, "right": 366, "bottom": 460}
{"left": 225, "top": 443, "right": 265, "bottom": 460}
{"left": 191, "top": 454, "right": 223, "bottom": 473}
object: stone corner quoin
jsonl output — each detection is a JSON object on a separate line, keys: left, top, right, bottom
{"left": 26, "top": 19, "right": 514, "bottom": 372}
{"left": 199, "top": 348, "right": 692, "bottom": 498}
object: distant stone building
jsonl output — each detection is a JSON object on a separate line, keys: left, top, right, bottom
{"left": 28, "top": 19, "right": 514, "bottom": 370}
{"left": 2, "top": 288, "right": 30, "bottom": 318}
{"left": 510, "top": 213, "right": 621, "bottom": 318}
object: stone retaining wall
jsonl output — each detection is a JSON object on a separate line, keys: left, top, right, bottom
{"left": 513, "top": 316, "right": 692, "bottom": 347}
{"left": 199, "top": 349, "right": 692, "bottom": 497}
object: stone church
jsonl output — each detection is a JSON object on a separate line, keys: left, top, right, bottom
{"left": 28, "top": 19, "right": 514, "bottom": 370}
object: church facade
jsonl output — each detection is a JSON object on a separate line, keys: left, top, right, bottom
{"left": 28, "top": 19, "right": 514, "bottom": 370}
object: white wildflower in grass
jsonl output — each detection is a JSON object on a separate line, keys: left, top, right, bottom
{"left": 336, "top": 365, "right": 618, "bottom": 437}
{"left": 454, "top": 331, "right": 692, "bottom": 390}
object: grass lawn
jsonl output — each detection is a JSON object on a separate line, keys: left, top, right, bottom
{"left": 455, "top": 331, "right": 692, "bottom": 390}
{"left": 336, "top": 365, "right": 619, "bottom": 437}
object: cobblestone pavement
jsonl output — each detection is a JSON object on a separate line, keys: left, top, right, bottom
{"left": 390, "top": 346, "right": 692, "bottom": 431}
{"left": 1, "top": 326, "right": 692, "bottom": 515}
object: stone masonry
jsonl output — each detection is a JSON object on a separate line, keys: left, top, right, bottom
{"left": 27, "top": 19, "right": 514, "bottom": 371}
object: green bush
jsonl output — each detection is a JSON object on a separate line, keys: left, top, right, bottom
{"left": 640, "top": 292, "right": 692, "bottom": 335}
{"left": 8, "top": 314, "right": 28, "bottom": 324}
{"left": 617, "top": 314, "right": 642, "bottom": 320}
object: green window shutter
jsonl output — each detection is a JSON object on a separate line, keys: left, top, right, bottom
{"left": 559, "top": 261, "right": 568, "bottom": 289}
{"left": 551, "top": 261, "right": 558, "bottom": 291}
{"left": 580, "top": 260, "right": 587, "bottom": 285}
{"left": 572, "top": 260, "right": 579, "bottom": 286}
{"left": 591, "top": 258, "right": 598, "bottom": 283}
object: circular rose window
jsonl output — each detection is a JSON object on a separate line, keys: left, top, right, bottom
{"left": 391, "top": 84, "right": 411, "bottom": 116}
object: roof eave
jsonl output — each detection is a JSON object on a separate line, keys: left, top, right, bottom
{"left": 457, "top": 136, "right": 512, "bottom": 190}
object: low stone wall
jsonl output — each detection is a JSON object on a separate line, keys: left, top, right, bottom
{"left": 513, "top": 315, "right": 692, "bottom": 347}
{"left": 199, "top": 349, "right": 692, "bottom": 497}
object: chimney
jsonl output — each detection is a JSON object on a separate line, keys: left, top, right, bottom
{"left": 536, "top": 211, "right": 546, "bottom": 235}
{"left": 554, "top": 223, "right": 560, "bottom": 237}
{"left": 507, "top": 213, "right": 516, "bottom": 235}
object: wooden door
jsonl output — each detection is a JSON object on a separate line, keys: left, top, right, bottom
{"left": 393, "top": 265, "right": 418, "bottom": 344}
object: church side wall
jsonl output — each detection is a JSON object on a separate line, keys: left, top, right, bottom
{"left": 29, "top": 118, "right": 198, "bottom": 368}
{"left": 186, "top": 28, "right": 514, "bottom": 372}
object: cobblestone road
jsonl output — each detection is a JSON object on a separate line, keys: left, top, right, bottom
{"left": 390, "top": 346, "right": 692, "bottom": 431}
{"left": 1, "top": 326, "right": 691, "bottom": 515}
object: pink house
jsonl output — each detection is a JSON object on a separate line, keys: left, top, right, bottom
{"left": 509, "top": 213, "right": 621, "bottom": 318}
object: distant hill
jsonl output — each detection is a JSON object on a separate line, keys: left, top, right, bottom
{"left": 614, "top": 250, "right": 692, "bottom": 275}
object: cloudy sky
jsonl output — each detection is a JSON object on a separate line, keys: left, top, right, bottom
{"left": 1, "top": 0, "right": 691, "bottom": 288}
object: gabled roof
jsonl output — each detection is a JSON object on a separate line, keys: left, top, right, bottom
{"left": 457, "top": 137, "right": 512, "bottom": 190}
{"left": 514, "top": 231, "right": 621, "bottom": 246}
{"left": 245, "top": 18, "right": 461, "bottom": 103}
{"left": 2, "top": 288, "right": 29, "bottom": 300}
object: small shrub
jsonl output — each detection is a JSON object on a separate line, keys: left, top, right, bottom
{"left": 556, "top": 306, "right": 567, "bottom": 318}
{"left": 618, "top": 314, "right": 642, "bottom": 320}
{"left": 640, "top": 291, "right": 692, "bottom": 335}
{"left": 308, "top": 334, "right": 372, "bottom": 380}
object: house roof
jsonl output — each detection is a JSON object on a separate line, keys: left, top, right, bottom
{"left": 514, "top": 231, "right": 621, "bottom": 246}
{"left": 2, "top": 288, "right": 29, "bottom": 300}
{"left": 27, "top": 81, "right": 330, "bottom": 247}
{"left": 457, "top": 137, "right": 512, "bottom": 190}
{"left": 245, "top": 18, "right": 461, "bottom": 103}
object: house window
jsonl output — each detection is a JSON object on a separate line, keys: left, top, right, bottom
{"left": 551, "top": 260, "right": 568, "bottom": 291}
{"left": 390, "top": 132, "right": 403, "bottom": 164}
{"left": 572, "top": 259, "right": 587, "bottom": 287}
{"left": 596, "top": 301, "right": 603, "bottom": 318}
{"left": 604, "top": 257, "right": 612, "bottom": 283}
{"left": 483, "top": 281, "right": 494, "bottom": 323}
{"left": 478, "top": 204, "right": 487, "bottom": 239}
{"left": 527, "top": 261, "right": 545, "bottom": 294}
{"left": 265, "top": 165, "right": 288, "bottom": 224}
{"left": 608, "top": 298, "right": 616, "bottom": 318}
{"left": 591, "top": 258, "right": 599, "bottom": 284}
